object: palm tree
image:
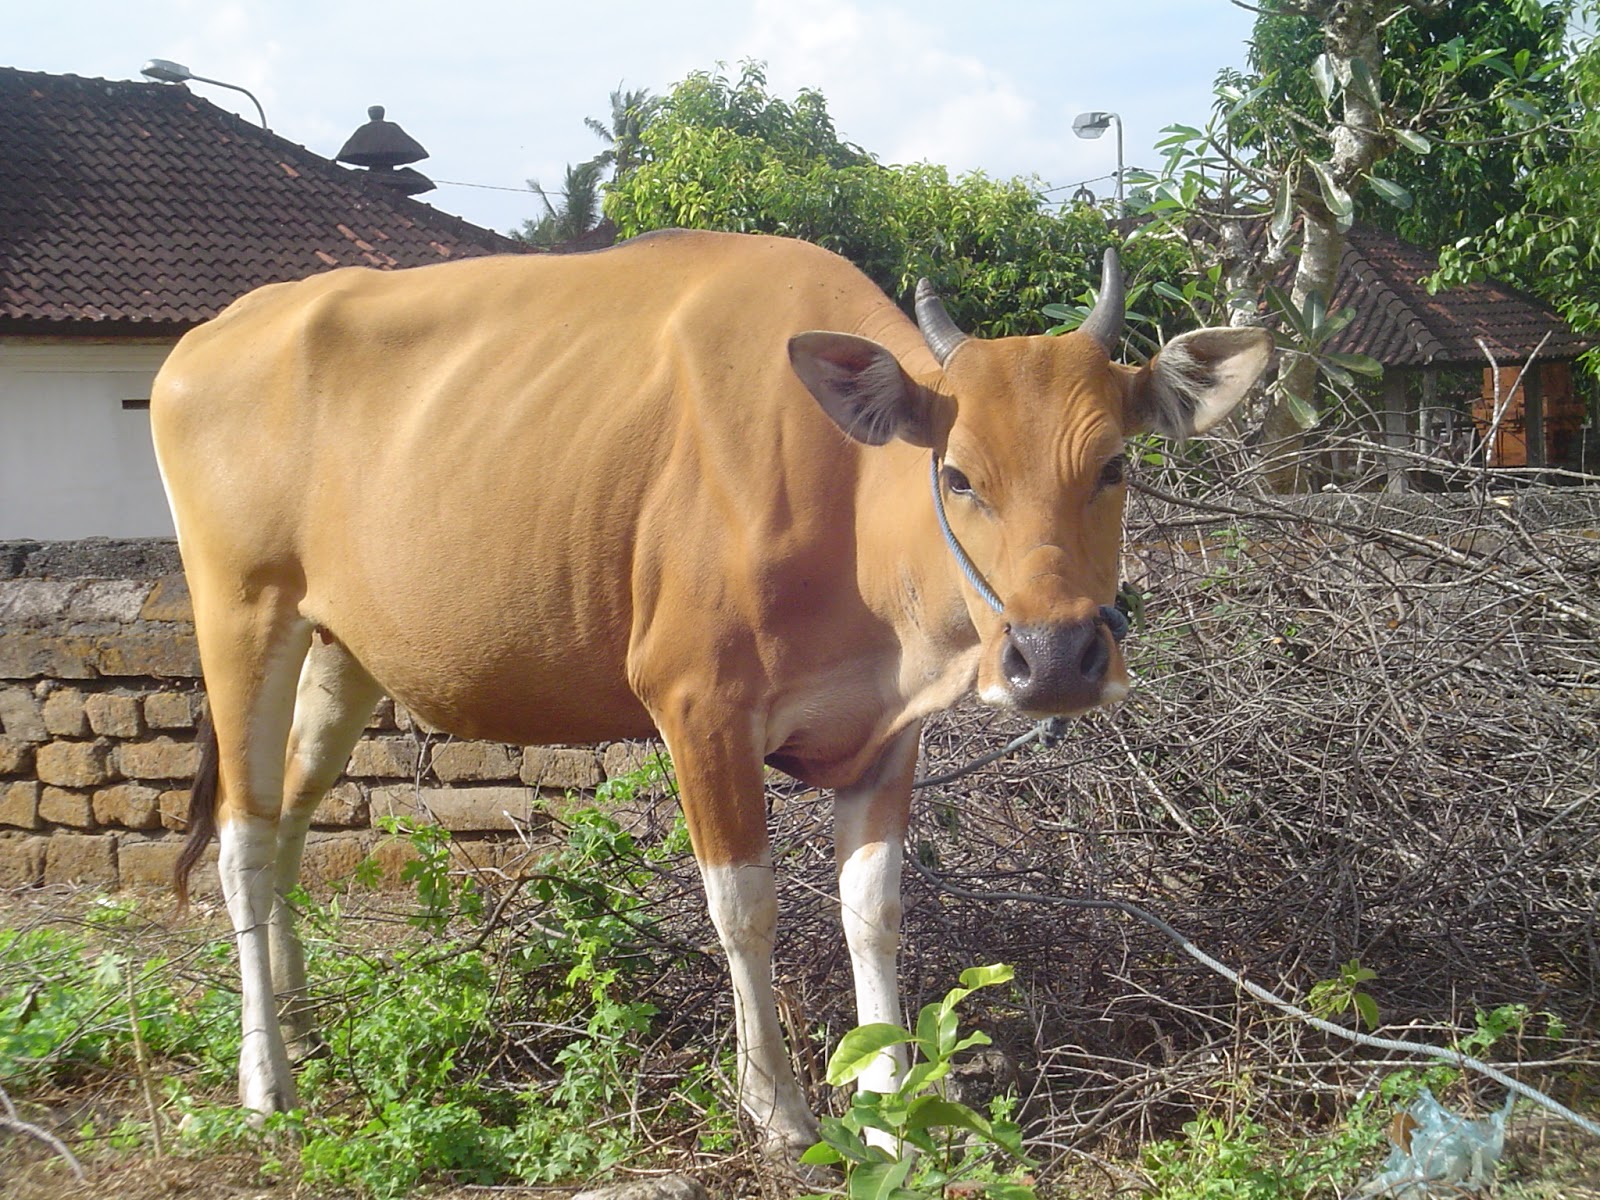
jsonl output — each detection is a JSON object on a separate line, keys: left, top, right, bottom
{"left": 584, "top": 85, "right": 660, "bottom": 180}
{"left": 515, "top": 159, "right": 604, "bottom": 248}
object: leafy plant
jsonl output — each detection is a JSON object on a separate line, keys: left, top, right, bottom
{"left": 801, "top": 963, "right": 1034, "bottom": 1200}
{"left": 1306, "top": 959, "right": 1381, "bottom": 1032}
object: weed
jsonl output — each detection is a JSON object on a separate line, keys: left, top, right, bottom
{"left": 802, "top": 963, "right": 1035, "bottom": 1200}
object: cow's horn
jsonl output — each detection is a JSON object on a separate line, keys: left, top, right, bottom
{"left": 1079, "top": 248, "right": 1125, "bottom": 353}
{"left": 915, "top": 279, "right": 968, "bottom": 367}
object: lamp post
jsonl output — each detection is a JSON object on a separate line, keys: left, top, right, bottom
{"left": 141, "top": 59, "right": 268, "bottom": 129}
{"left": 1072, "top": 110, "right": 1123, "bottom": 209}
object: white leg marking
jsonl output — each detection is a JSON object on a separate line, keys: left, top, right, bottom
{"left": 271, "top": 641, "right": 381, "bottom": 1050}
{"left": 700, "top": 859, "right": 818, "bottom": 1154}
{"left": 222, "top": 621, "right": 312, "bottom": 1115}
{"left": 220, "top": 814, "right": 299, "bottom": 1114}
{"left": 835, "top": 724, "right": 920, "bottom": 1113}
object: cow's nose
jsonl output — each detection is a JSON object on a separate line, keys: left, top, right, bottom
{"left": 999, "top": 619, "right": 1111, "bottom": 713}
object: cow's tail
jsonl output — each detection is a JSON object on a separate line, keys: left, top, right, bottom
{"left": 174, "top": 706, "right": 220, "bottom": 909}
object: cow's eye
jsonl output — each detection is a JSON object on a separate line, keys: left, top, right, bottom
{"left": 942, "top": 465, "right": 974, "bottom": 497}
{"left": 1098, "top": 454, "right": 1127, "bottom": 489}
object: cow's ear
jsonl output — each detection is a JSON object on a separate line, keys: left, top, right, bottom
{"left": 789, "top": 331, "right": 946, "bottom": 448}
{"left": 1125, "top": 327, "right": 1273, "bottom": 438}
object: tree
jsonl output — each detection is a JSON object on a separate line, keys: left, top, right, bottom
{"left": 1435, "top": 8, "right": 1600, "bottom": 341}
{"left": 1141, "top": 0, "right": 1567, "bottom": 489}
{"left": 604, "top": 63, "right": 1187, "bottom": 339}
{"left": 514, "top": 159, "right": 605, "bottom": 248}
{"left": 584, "top": 85, "right": 662, "bottom": 181}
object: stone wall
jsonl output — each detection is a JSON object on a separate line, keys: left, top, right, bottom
{"left": 0, "top": 539, "right": 666, "bottom": 895}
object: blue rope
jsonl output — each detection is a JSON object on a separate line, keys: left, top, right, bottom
{"left": 930, "top": 456, "right": 1004, "bottom": 615}
{"left": 930, "top": 455, "right": 1130, "bottom": 641}
{"left": 915, "top": 453, "right": 1130, "bottom": 790}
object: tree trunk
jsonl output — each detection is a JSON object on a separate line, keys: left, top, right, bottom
{"left": 1265, "top": 0, "right": 1394, "bottom": 491}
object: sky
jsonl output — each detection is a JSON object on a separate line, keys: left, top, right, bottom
{"left": 8, "top": 1, "right": 1259, "bottom": 237}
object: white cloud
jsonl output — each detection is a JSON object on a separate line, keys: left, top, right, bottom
{"left": 742, "top": 0, "right": 1055, "bottom": 177}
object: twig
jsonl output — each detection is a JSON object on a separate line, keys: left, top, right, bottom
{"left": 908, "top": 859, "right": 1600, "bottom": 1140}
{"left": 0, "top": 1081, "right": 87, "bottom": 1181}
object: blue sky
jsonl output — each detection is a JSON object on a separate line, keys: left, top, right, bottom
{"left": 8, "top": 1, "right": 1259, "bottom": 236}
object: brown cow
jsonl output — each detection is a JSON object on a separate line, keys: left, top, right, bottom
{"left": 151, "top": 229, "right": 1270, "bottom": 1157}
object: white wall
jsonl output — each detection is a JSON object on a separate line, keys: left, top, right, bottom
{"left": 0, "top": 339, "right": 178, "bottom": 539}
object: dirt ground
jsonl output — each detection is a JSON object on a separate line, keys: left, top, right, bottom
{"left": 3, "top": 885, "right": 1597, "bottom": 1200}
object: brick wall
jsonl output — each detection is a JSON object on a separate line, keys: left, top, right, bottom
{"left": 0, "top": 540, "right": 669, "bottom": 895}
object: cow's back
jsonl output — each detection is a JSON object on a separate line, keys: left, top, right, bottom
{"left": 151, "top": 230, "right": 925, "bottom": 745}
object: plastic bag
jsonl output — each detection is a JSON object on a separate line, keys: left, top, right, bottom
{"left": 1358, "top": 1088, "right": 1514, "bottom": 1198}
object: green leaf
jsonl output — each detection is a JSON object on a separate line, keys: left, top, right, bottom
{"left": 844, "top": 1157, "right": 916, "bottom": 1200}
{"left": 958, "top": 963, "right": 1013, "bottom": 991}
{"left": 1394, "top": 129, "right": 1431, "bottom": 155}
{"left": 1306, "top": 160, "right": 1354, "bottom": 228}
{"left": 1310, "top": 54, "right": 1337, "bottom": 105}
{"left": 904, "top": 1096, "right": 992, "bottom": 1138}
{"left": 921, "top": 998, "right": 953, "bottom": 1056}
{"left": 812, "top": 1114, "right": 886, "bottom": 1164}
{"left": 1271, "top": 176, "right": 1296, "bottom": 243}
{"left": 899, "top": 1059, "right": 949, "bottom": 1098}
{"left": 1302, "top": 292, "right": 1328, "bottom": 339}
{"left": 1285, "top": 393, "right": 1321, "bottom": 430}
{"left": 1316, "top": 306, "right": 1355, "bottom": 339}
{"left": 1354, "top": 993, "right": 1381, "bottom": 1032}
{"left": 800, "top": 1141, "right": 846, "bottom": 1166}
{"left": 1347, "top": 58, "right": 1383, "bottom": 111}
{"left": 1264, "top": 285, "right": 1306, "bottom": 339}
{"left": 1152, "top": 281, "right": 1188, "bottom": 304}
{"left": 949, "top": 1030, "right": 994, "bottom": 1056}
{"left": 981, "top": 1184, "right": 1038, "bottom": 1200}
{"left": 1324, "top": 351, "right": 1383, "bottom": 377}
{"left": 827, "top": 1024, "right": 913, "bottom": 1087}
{"left": 1367, "top": 176, "right": 1412, "bottom": 211}
{"left": 1503, "top": 96, "right": 1541, "bottom": 119}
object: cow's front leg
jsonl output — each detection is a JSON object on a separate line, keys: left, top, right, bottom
{"left": 654, "top": 704, "right": 817, "bottom": 1159}
{"left": 833, "top": 723, "right": 921, "bottom": 1100}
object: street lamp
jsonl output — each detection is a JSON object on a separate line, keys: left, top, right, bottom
{"left": 141, "top": 59, "right": 268, "bottom": 129}
{"left": 1072, "top": 110, "right": 1123, "bottom": 209}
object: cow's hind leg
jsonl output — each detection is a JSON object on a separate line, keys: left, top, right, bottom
{"left": 273, "top": 637, "right": 384, "bottom": 1056}
{"left": 191, "top": 586, "right": 314, "bottom": 1116}
{"left": 653, "top": 702, "right": 817, "bottom": 1158}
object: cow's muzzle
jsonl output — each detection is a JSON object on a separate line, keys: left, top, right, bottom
{"left": 998, "top": 608, "right": 1125, "bottom": 714}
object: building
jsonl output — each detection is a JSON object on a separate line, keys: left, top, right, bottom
{"left": 0, "top": 67, "right": 522, "bottom": 539}
{"left": 1308, "top": 224, "right": 1592, "bottom": 481}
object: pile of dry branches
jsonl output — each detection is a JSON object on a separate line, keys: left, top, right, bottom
{"left": 486, "top": 457, "right": 1599, "bottom": 1172}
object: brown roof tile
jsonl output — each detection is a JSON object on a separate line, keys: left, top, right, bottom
{"left": 1267, "top": 223, "right": 1589, "bottom": 367}
{"left": 0, "top": 67, "right": 524, "bottom": 333}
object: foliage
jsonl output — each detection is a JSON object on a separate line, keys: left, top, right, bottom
{"left": 1141, "top": 1108, "right": 1380, "bottom": 1200}
{"left": 1139, "top": 1001, "right": 1562, "bottom": 1200}
{"left": 288, "top": 800, "right": 701, "bottom": 1197}
{"left": 1435, "top": 7, "right": 1600, "bottom": 342}
{"left": 585, "top": 85, "right": 664, "bottom": 180}
{"left": 801, "top": 963, "right": 1035, "bottom": 1200}
{"left": 1305, "top": 959, "right": 1380, "bottom": 1032}
{"left": 0, "top": 926, "right": 237, "bottom": 1091}
{"left": 1132, "top": 0, "right": 1575, "bottom": 464}
{"left": 2, "top": 761, "right": 734, "bottom": 1199}
{"left": 606, "top": 62, "right": 1131, "bottom": 337}
{"left": 514, "top": 158, "right": 607, "bottom": 248}
{"left": 514, "top": 82, "right": 660, "bottom": 246}
{"left": 1232, "top": 0, "right": 1575, "bottom": 249}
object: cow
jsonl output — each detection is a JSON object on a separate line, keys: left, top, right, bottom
{"left": 150, "top": 229, "right": 1271, "bottom": 1159}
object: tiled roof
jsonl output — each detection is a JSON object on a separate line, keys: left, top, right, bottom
{"left": 0, "top": 67, "right": 523, "bottom": 332}
{"left": 1308, "top": 224, "right": 1588, "bottom": 368}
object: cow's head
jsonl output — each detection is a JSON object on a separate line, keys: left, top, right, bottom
{"left": 790, "top": 251, "right": 1272, "bottom": 717}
